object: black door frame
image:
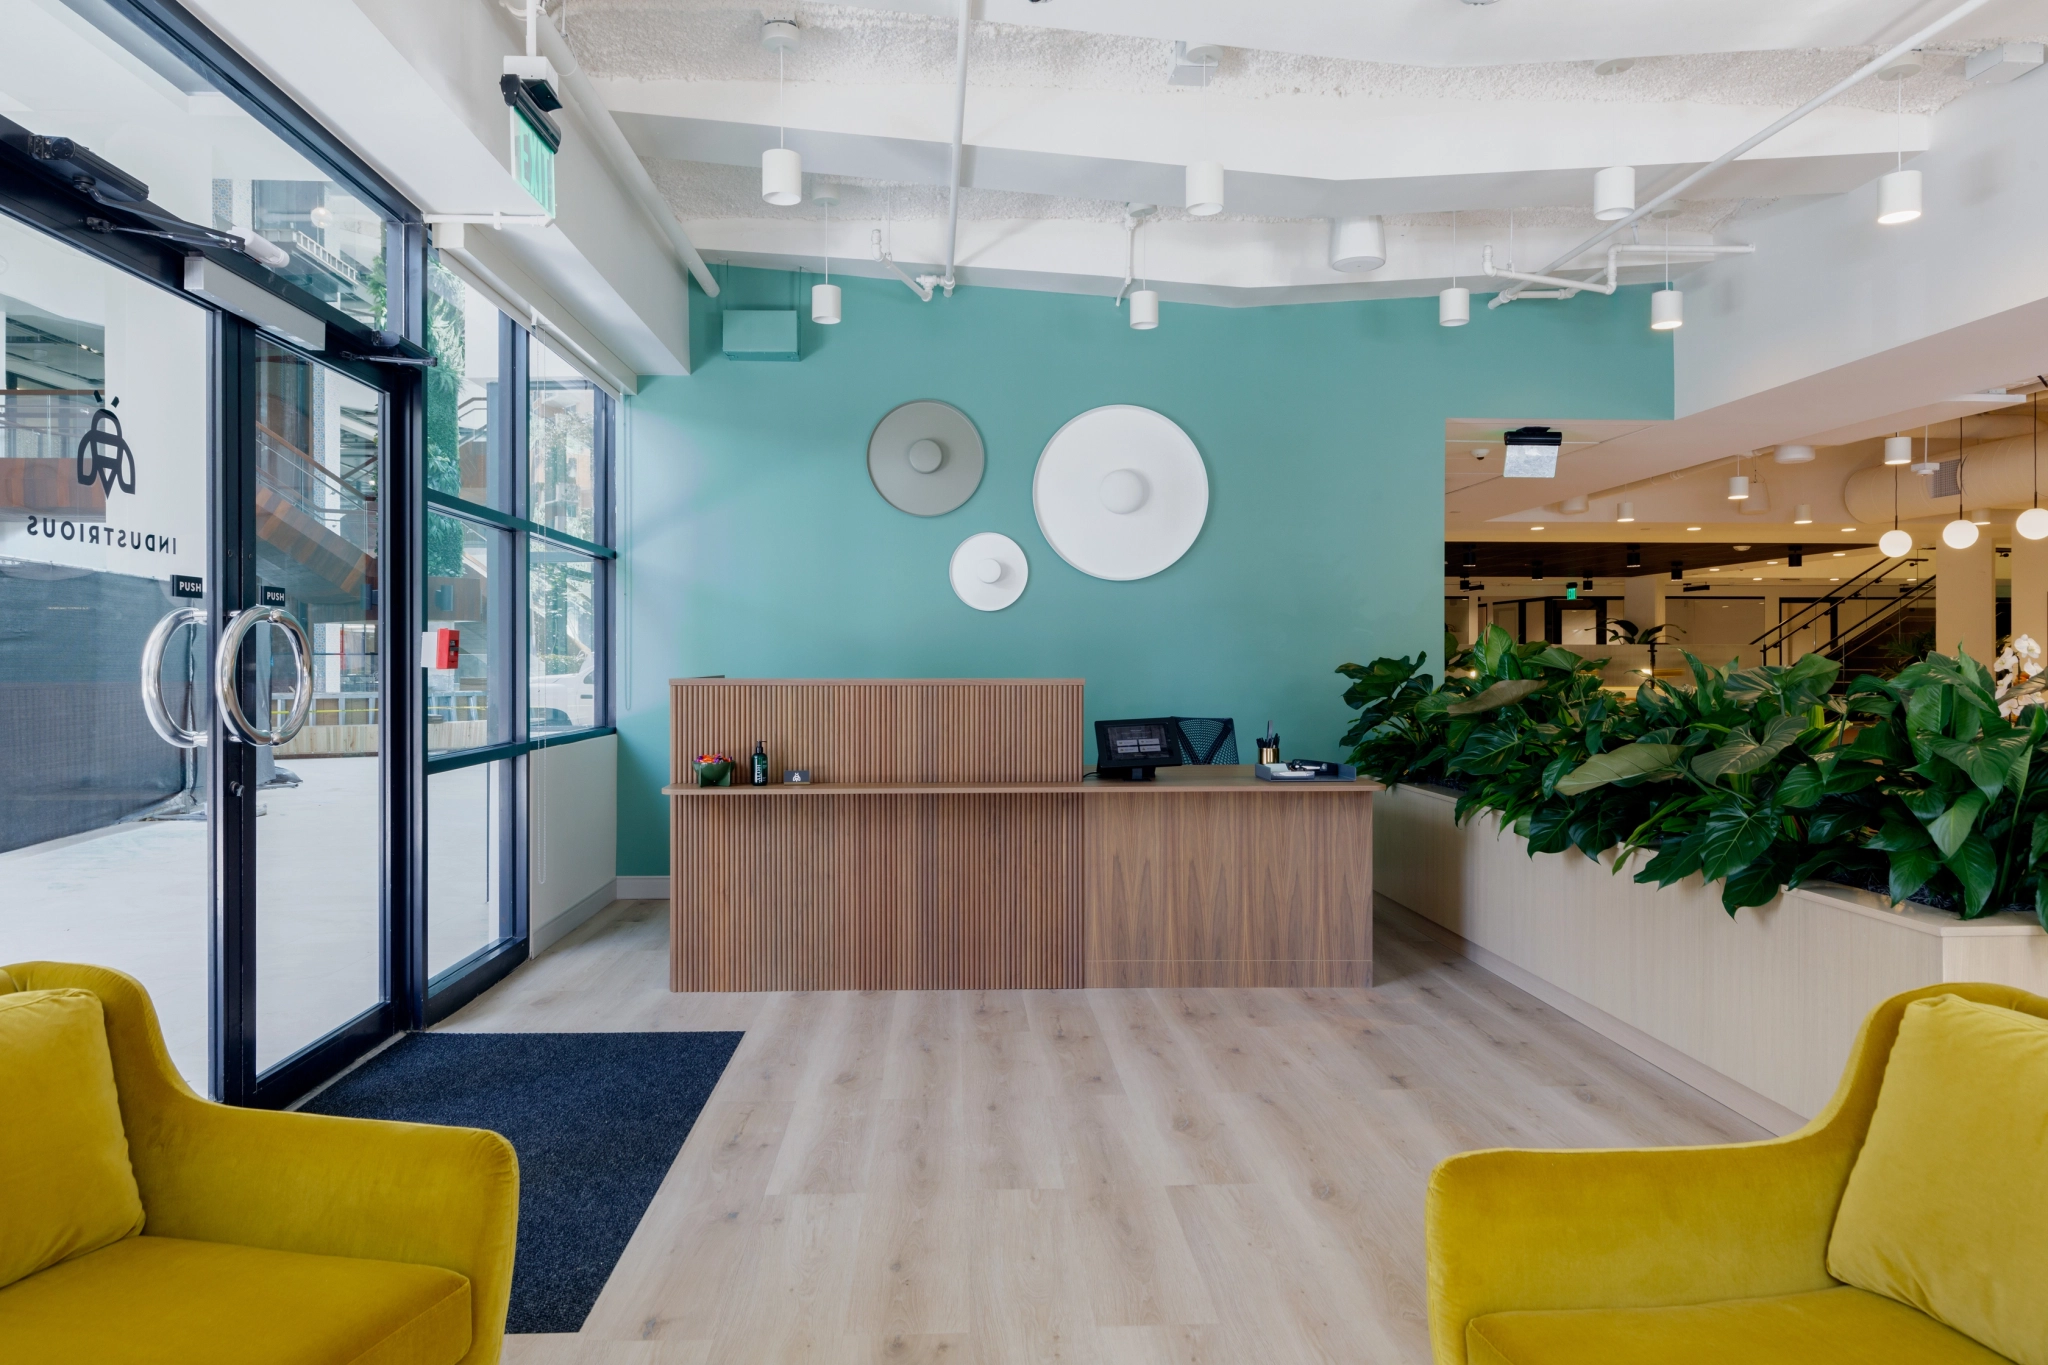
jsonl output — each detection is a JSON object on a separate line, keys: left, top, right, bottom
{"left": 1, "top": 0, "right": 530, "bottom": 1107}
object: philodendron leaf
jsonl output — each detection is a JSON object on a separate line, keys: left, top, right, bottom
{"left": 1927, "top": 788, "right": 1989, "bottom": 859}
{"left": 1887, "top": 844, "right": 1944, "bottom": 906}
{"left": 1447, "top": 679, "right": 1545, "bottom": 717}
{"left": 1691, "top": 713, "right": 1809, "bottom": 783}
{"left": 2031, "top": 812, "right": 2048, "bottom": 865}
{"left": 1774, "top": 763, "right": 1826, "bottom": 809}
{"left": 1721, "top": 858, "right": 1785, "bottom": 914}
{"left": 1929, "top": 730, "right": 2032, "bottom": 802}
{"left": 1696, "top": 800, "right": 1777, "bottom": 882}
{"left": 1554, "top": 742, "right": 1686, "bottom": 796}
{"left": 1944, "top": 832, "right": 1998, "bottom": 917}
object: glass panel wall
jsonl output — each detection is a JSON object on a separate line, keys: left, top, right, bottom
{"left": 1, "top": 0, "right": 387, "bottom": 327}
{"left": 253, "top": 342, "right": 385, "bottom": 1073}
{"left": 0, "top": 211, "right": 211, "bottom": 1086}
{"left": 529, "top": 340, "right": 597, "bottom": 541}
{"left": 426, "top": 513, "right": 509, "bottom": 754}
{"left": 427, "top": 761, "right": 511, "bottom": 978}
{"left": 530, "top": 547, "right": 595, "bottom": 734}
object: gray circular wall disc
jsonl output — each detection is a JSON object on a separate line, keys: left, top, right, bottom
{"left": 868, "top": 400, "right": 985, "bottom": 516}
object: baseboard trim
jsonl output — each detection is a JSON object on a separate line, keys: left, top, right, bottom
{"left": 1378, "top": 896, "right": 1809, "bottom": 1137}
{"left": 615, "top": 875, "right": 670, "bottom": 900}
{"left": 532, "top": 879, "right": 619, "bottom": 957}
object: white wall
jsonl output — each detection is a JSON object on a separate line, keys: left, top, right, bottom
{"left": 1679, "top": 68, "right": 2048, "bottom": 418}
{"left": 528, "top": 733, "right": 618, "bottom": 954}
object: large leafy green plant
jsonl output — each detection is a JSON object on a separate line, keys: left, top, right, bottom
{"left": 1340, "top": 630, "right": 2048, "bottom": 927}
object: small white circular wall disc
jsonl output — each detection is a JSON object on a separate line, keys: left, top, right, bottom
{"left": 950, "top": 532, "right": 1028, "bottom": 611}
{"left": 1033, "top": 405, "right": 1208, "bottom": 580}
{"left": 869, "top": 400, "right": 984, "bottom": 516}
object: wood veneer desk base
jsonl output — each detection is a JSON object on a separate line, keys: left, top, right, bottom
{"left": 667, "top": 679, "right": 1376, "bottom": 991}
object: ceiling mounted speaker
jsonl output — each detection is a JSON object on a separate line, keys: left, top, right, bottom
{"left": 1034, "top": 406, "right": 1208, "bottom": 580}
{"left": 950, "top": 532, "right": 1028, "bottom": 611}
{"left": 868, "top": 400, "right": 984, "bottom": 516}
{"left": 1329, "top": 216, "right": 1387, "bottom": 272}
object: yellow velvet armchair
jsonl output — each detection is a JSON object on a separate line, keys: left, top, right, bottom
{"left": 1426, "top": 981, "right": 2048, "bottom": 1365}
{"left": 0, "top": 961, "right": 519, "bottom": 1365}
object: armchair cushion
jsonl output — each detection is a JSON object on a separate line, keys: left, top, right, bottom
{"left": 0, "top": 988, "right": 144, "bottom": 1290}
{"left": 1828, "top": 995, "right": 2048, "bottom": 1365}
{"left": 0, "top": 1235, "right": 472, "bottom": 1365}
{"left": 1466, "top": 1286, "right": 2012, "bottom": 1365}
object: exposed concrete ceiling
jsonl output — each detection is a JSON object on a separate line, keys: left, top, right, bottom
{"left": 556, "top": 0, "right": 2048, "bottom": 300}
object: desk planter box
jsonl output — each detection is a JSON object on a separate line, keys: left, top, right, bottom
{"left": 1376, "top": 783, "right": 2048, "bottom": 1131}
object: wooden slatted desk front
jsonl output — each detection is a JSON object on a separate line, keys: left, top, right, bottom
{"left": 665, "top": 679, "right": 1379, "bottom": 991}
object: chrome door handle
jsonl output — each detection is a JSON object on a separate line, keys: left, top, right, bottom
{"left": 214, "top": 607, "right": 314, "bottom": 746}
{"left": 141, "top": 605, "right": 208, "bottom": 749}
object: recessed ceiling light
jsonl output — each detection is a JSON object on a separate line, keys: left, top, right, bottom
{"left": 1766, "top": 560, "right": 1779, "bottom": 564}
{"left": 1686, "top": 525, "right": 1701, "bottom": 531}
{"left": 1531, "top": 525, "right": 1544, "bottom": 531}
{"left": 1833, "top": 551, "right": 1846, "bottom": 557}
{"left": 1593, "top": 57, "right": 1634, "bottom": 76}
{"left": 1841, "top": 527, "right": 1856, "bottom": 532}
{"left": 1753, "top": 576, "right": 1763, "bottom": 581}
{"left": 1831, "top": 577, "right": 1840, "bottom": 581}
{"left": 1733, "top": 544, "right": 1750, "bottom": 550}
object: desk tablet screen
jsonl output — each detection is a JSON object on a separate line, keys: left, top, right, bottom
{"left": 1102, "top": 722, "right": 1173, "bottom": 765}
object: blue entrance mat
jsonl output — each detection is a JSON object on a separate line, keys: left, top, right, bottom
{"left": 303, "top": 1030, "right": 743, "bottom": 1334}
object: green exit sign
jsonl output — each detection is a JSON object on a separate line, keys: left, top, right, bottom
{"left": 511, "top": 108, "right": 556, "bottom": 217}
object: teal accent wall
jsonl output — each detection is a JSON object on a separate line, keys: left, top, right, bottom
{"left": 616, "top": 269, "right": 1671, "bottom": 874}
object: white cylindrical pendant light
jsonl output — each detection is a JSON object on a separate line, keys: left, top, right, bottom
{"left": 1129, "top": 289, "right": 1159, "bottom": 330}
{"left": 1884, "top": 435, "right": 1914, "bottom": 465}
{"left": 1773, "top": 444, "right": 1815, "bottom": 464}
{"left": 811, "top": 282, "right": 841, "bottom": 324}
{"left": 1879, "top": 528, "right": 1914, "bottom": 557}
{"left": 1593, "top": 165, "right": 1636, "bottom": 221}
{"left": 1185, "top": 161, "right": 1225, "bottom": 216}
{"left": 1942, "top": 517, "right": 1979, "bottom": 549}
{"left": 1650, "top": 288, "right": 1683, "bottom": 330}
{"left": 1970, "top": 508, "right": 1992, "bottom": 525}
{"left": 1616, "top": 501, "right": 1635, "bottom": 522}
{"left": 1329, "top": 216, "right": 1387, "bottom": 272}
{"left": 1877, "top": 168, "right": 1922, "bottom": 225}
{"left": 1439, "top": 286, "right": 1470, "bottom": 327}
{"left": 1794, "top": 504, "right": 1813, "bottom": 524}
{"left": 1727, "top": 474, "right": 1751, "bottom": 501}
{"left": 2018, "top": 507, "right": 2048, "bottom": 540}
{"left": 762, "top": 147, "right": 802, "bottom": 206}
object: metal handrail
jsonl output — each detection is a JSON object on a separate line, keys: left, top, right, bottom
{"left": 1749, "top": 555, "right": 1927, "bottom": 662}
{"left": 1828, "top": 575, "right": 1938, "bottom": 662}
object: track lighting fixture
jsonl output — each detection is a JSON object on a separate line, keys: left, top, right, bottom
{"left": 761, "top": 20, "right": 802, "bottom": 206}
{"left": 1884, "top": 435, "right": 1913, "bottom": 465}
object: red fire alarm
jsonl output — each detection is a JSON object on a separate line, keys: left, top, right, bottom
{"left": 422, "top": 628, "right": 460, "bottom": 670}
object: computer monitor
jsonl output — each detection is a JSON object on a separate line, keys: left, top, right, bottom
{"left": 1094, "top": 718, "right": 1183, "bottom": 781}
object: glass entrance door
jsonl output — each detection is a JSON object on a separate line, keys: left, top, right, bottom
{"left": 0, "top": 212, "right": 214, "bottom": 1088}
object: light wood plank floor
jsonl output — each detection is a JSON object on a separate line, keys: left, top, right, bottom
{"left": 443, "top": 898, "right": 1766, "bottom": 1365}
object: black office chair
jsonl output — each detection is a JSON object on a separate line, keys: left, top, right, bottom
{"left": 1170, "top": 717, "right": 1238, "bottom": 766}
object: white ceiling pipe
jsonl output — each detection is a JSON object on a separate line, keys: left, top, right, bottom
{"left": 1489, "top": 0, "right": 1997, "bottom": 309}
{"left": 523, "top": 0, "right": 720, "bottom": 297}
{"left": 939, "top": 0, "right": 970, "bottom": 294}
{"left": 871, "top": 228, "right": 935, "bottom": 301}
{"left": 1843, "top": 432, "right": 2048, "bottom": 522}
{"left": 1481, "top": 242, "right": 1755, "bottom": 299}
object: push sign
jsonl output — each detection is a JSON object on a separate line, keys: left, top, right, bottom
{"left": 260, "top": 585, "right": 287, "bottom": 608}
{"left": 171, "top": 575, "right": 203, "bottom": 599}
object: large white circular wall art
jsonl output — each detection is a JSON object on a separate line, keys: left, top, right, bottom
{"left": 1032, "top": 405, "right": 1208, "bottom": 580}
{"left": 868, "top": 400, "right": 985, "bottom": 516}
{"left": 949, "top": 532, "right": 1028, "bottom": 611}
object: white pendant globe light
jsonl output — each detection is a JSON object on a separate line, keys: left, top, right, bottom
{"left": 2017, "top": 507, "right": 2048, "bottom": 540}
{"left": 1593, "top": 165, "right": 1635, "bottom": 221}
{"left": 1129, "top": 289, "right": 1159, "bottom": 330}
{"left": 1880, "top": 528, "right": 1914, "bottom": 557}
{"left": 1650, "top": 288, "right": 1683, "bottom": 330}
{"left": 1185, "top": 161, "right": 1225, "bottom": 216}
{"left": 1884, "top": 435, "right": 1914, "bottom": 465}
{"left": 1878, "top": 170, "right": 1922, "bottom": 225}
{"left": 761, "top": 21, "right": 802, "bottom": 206}
{"left": 1942, "top": 517, "right": 1979, "bottom": 549}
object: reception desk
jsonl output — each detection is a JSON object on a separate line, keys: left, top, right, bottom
{"left": 665, "top": 678, "right": 1378, "bottom": 992}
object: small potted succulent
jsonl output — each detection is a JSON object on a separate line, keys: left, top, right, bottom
{"left": 694, "top": 752, "right": 735, "bottom": 787}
